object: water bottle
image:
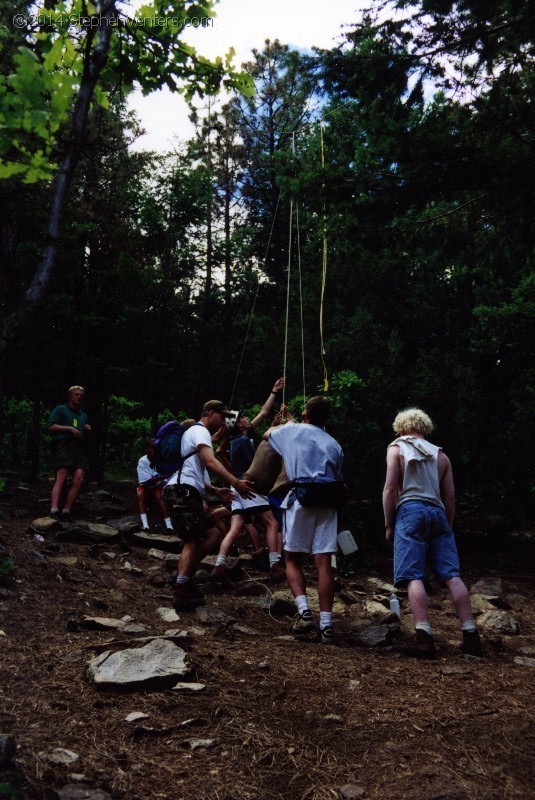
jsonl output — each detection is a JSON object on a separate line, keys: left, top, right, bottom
{"left": 389, "top": 593, "right": 401, "bottom": 618}
{"left": 337, "top": 529, "right": 358, "bottom": 555}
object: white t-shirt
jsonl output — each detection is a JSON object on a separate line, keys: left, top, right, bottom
{"left": 137, "top": 455, "right": 159, "bottom": 485}
{"left": 165, "top": 423, "right": 212, "bottom": 494}
{"left": 268, "top": 423, "right": 343, "bottom": 482}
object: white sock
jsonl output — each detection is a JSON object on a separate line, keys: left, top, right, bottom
{"left": 415, "top": 621, "right": 432, "bottom": 635}
{"left": 164, "top": 517, "right": 174, "bottom": 530}
{"left": 295, "top": 595, "right": 309, "bottom": 614}
{"left": 216, "top": 554, "right": 228, "bottom": 568}
{"left": 175, "top": 575, "right": 189, "bottom": 585}
{"left": 269, "top": 552, "right": 281, "bottom": 567}
{"left": 320, "top": 612, "right": 332, "bottom": 629}
{"left": 461, "top": 620, "right": 477, "bottom": 633}
{"left": 140, "top": 513, "right": 148, "bottom": 529}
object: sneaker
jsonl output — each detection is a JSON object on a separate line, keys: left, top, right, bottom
{"left": 462, "top": 629, "right": 483, "bottom": 657}
{"left": 50, "top": 510, "right": 61, "bottom": 520}
{"left": 270, "top": 561, "right": 286, "bottom": 582}
{"left": 292, "top": 609, "right": 316, "bottom": 635}
{"left": 60, "top": 510, "right": 73, "bottom": 524}
{"left": 172, "top": 582, "right": 205, "bottom": 612}
{"left": 319, "top": 626, "right": 335, "bottom": 644}
{"left": 396, "top": 629, "right": 436, "bottom": 659}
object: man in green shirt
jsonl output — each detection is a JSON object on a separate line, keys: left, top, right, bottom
{"left": 47, "top": 386, "right": 91, "bottom": 521}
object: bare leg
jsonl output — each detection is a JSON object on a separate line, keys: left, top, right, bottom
{"left": 199, "top": 526, "right": 225, "bottom": 559}
{"left": 245, "top": 521, "right": 263, "bottom": 550}
{"left": 63, "top": 468, "right": 85, "bottom": 512}
{"left": 259, "top": 509, "right": 280, "bottom": 555}
{"left": 218, "top": 514, "right": 245, "bottom": 556}
{"left": 445, "top": 576, "right": 474, "bottom": 624}
{"left": 313, "top": 552, "right": 335, "bottom": 612}
{"left": 51, "top": 467, "right": 69, "bottom": 510}
{"left": 407, "top": 579, "right": 430, "bottom": 624}
{"left": 137, "top": 487, "right": 148, "bottom": 515}
{"left": 284, "top": 551, "right": 306, "bottom": 599}
{"left": 177, "top": 541, "right": 200, "bottom": 579}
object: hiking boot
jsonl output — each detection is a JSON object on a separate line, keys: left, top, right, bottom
{"left": 462, "top": 629, "right": 483, "bottom": 657}
{"left": 172, "top": 581, "right": 205, "bottom": 612}
{"left": 206, "top": 564, "right": 229, "bottom": 582}
{"left": 251, "top": 547, "right": 269, "bottom": 572}
{"left": 270, "top": 561, "right": 286, "bottom": 583}
{"left": 396, "top": 629, "right": 436, "bottom": 659}
{"left": 292, "top": 609, "right": 316, "bottom": 636}
{"left": 50, "top": 510, "right": 61, "bottom": 520}
{"left": 319, "top": 626, "right": 336, "bottom": 645}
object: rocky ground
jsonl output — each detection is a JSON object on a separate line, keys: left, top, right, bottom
{"left": 0, "top": 479, "right": 534, "bottom": 800}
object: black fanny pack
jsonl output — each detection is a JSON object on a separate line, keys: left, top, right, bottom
{"left": 292, "top": 480, "right": 347, "bottom": 509}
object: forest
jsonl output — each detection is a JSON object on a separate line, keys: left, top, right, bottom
{"left": 0, "top": 0, "right": 533, "bottom": 531}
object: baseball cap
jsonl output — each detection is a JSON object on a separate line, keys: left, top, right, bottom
{"left": 202, "top": 400, "right": 234, "bottom": 417}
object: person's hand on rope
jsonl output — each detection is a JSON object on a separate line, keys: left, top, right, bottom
{"left": 272, "top": 376, "right": 285, "bottom": 394}
{"left": 276, "top": 404, "right": 295, "bottom": 425}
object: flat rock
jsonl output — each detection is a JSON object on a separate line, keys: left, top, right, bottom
{"left": 172, "top": 682, "right": 206, "bottom": 692}
{"left": 157, "top": 607, "right": 180, "bottom": 623}
{"left": 77, "top": 524, "right": 120, "bottom": 543}
{"left": 82, "top": 616, "right": 130, "bottom": 631}
{"left": 129, "top": 531, "right": 179, "bottom": 551}
{"left": 29, "top": 517, "right": 62, "bottom": 533}
{"left": 479, "top": 610, "right": 520, "bottom": 635}
{"left": 514, "top": 656, "right": 535, "bottom": 667}
{"left": 470, "top": 594, "right": 498, "bottom": 614}
{"left": 470, "top": 577, "right": 503, "bottom": 598}
{"left": 357, "top": 624, "right": 399, "bottom": 647}
{"left": 39, "top": 748, "right": 79, "bottom": 765}
{"left": 148, "top": 548, "right": 168, "bottom": 560}
{"left": 363, "top": 599, "right": 390, "bottom": 618}
{"left": 367, "top": 577, "right": 396, "bottom": 594}
{"left": 87, "top": 638, "right": 190, "bottom": 689}
{"left": 340, "top": 785, "right": 366, "bottom": 799}
{"left": 233, "top": 624, "right": 260, "bottom": 636}
{"left": 125, "top": 712, "right": 150, "bottom": 723}
{"left": 181, "top": 738, "right": 215, "bottom": 750}
{"left": 56, "top": 787, "right": 113, "bottom": 800}
{"left": 105, "top": 516, "right": 140, "bottom": 533}
{"left": 196, "top": 605, "right": 236, "bottom": 626}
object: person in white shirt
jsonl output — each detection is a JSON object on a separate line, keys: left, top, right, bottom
{"left": 265, "top": 396, "right": 344, "bottom": 644}
{"left": 136, "top": 440, "right": 174, "bottom": 532}
{"left": 164, "top": 400, "right": 254, "bottom": 612}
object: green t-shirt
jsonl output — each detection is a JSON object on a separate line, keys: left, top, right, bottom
{"left": 47, "top": 403, "right": 89, "bottom": 441}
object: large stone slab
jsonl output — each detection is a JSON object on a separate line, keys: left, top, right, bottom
{"left": 479, "top": 610, "right": 520, "bottom": 635}
{"left": 87, "top": 638, "right": 190, "bottom": 689}
{"left": 470, "top": 577, "right": 503, "bottom": 598}
{"left": 128, "top": 531, "right": 180, "bottom": 551}
{"left": 105, "top": 516, "right": 140, "bottom": 534}
{"left": 29, "top": 517, "right": 62, "bottom": 533}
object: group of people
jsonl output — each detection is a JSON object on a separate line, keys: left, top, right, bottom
{"left": 46, "top": 384, "right": 482, "bottom": 657}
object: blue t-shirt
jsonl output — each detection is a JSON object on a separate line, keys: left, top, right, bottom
{"left": 268, "top": 423, "right": 343, "bottom": 482}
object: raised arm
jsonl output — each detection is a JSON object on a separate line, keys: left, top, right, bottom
{"left": 250, "top": 377, "right": 285, "bottom": 428}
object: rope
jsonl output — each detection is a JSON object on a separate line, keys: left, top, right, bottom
{"left": 319, "top": 121, "right": 329, "bottom": 393}
{"left": 228, "top": 189, "right": 282, "bottom": 409}
{"left": 282, "top": 183, "right": 294, "bottom": 407}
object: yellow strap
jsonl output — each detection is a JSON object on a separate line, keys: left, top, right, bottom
{"left": 319, "top": 123, "right": 329, "bottom": 392}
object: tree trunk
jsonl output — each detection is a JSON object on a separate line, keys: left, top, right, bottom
{"left": 0, "top": 0, "right": 117, "bottom": 360}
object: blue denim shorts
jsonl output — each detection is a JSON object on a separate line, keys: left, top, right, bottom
{"left": 393, "top": 501, "right": 460, "bottom": 586}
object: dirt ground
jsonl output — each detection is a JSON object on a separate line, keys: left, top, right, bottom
{"left": 0, "top": 480, "right": 534, "bottom": 800}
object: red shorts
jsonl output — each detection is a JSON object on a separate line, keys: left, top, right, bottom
{"left": 137, "top": 485, "right": 164, "bottom": 499}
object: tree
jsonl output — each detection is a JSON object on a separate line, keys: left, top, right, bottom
{"left": 0, "top": 0, "right": 253, "bottom": 370}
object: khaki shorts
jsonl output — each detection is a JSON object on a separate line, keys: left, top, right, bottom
{"left": 53, "top": 439, "right": 89, "bottom": 472}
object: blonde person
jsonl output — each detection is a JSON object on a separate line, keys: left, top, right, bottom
{"left": 383, "top": 408, "right": 482, "bottom": 658}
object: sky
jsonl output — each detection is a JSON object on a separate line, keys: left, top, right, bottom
{"left": 127, "top": 0, "right": 368, "bottom": 152}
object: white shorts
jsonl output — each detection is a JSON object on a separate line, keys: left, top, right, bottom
{"left": 282, "top": 500, "right": 338, "bottom": 554}
{"left": 231, "top": 491, "right": 270, "bottom": 516}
